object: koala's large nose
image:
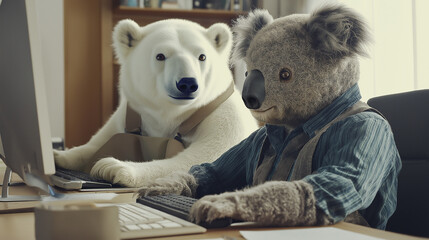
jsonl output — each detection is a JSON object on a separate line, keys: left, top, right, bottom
{"left": 176, "top": 78, "right": 198, "bottom": 95}
{"left": 242, "top": 70, "right": 265, "bottom": 109}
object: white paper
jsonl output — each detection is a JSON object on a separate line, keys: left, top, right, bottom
{"left": 240, "top": 227, "right": 385, "bottom": 240}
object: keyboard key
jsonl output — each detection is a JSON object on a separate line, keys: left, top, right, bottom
{"left": 125, "top": 224, "right": 141, "bottom": 231}
{"left": 161, "top": 222, "right": 182, "bottom": 228}
{"left": 119, "top": 214, "right": 134, "bottom": 224}
{"left": 145, "top": 214, "right": 163, "bottom": 222}
{"left": 138, "top": 224, "right": 152, "bottom": 230}
{"left": 149, "top": 223, "right": 162, "bottom": 229}
{"left": 120, "top": 209, "right": 147, "bottom": 222}
{"left": 157, "top": 220, "right": 173, "bottom": 224}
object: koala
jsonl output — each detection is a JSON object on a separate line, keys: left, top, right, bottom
{"left": 54, "top": 19, "right": 257, "bottom": 187}
{"left": 138, "top": 5, "right": 401, "bottom": 229}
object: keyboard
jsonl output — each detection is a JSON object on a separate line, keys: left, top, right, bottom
{"left": 96, "top": 202, "right": 206, "bottom": 239}
{"left": 55, "top": 167, "right": 107, "bottom": 182}
{"left": 52, "top": 167, "right": 121, "bottom": 189}
{"left": 138, "top": 194, "right": 233, "bottom": 228}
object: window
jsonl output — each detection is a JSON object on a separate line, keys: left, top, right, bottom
{"left": 339, "top": 0, "right": 429, "bottom": 100}
{"left": 263, "top": 0, "right": 429, "bottom": 100}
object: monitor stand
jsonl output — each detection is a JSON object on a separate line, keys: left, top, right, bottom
{"left": 0, "top": 167, "right": 41, "bottom": 202}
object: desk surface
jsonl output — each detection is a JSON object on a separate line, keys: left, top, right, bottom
{"left": 0, "top": 213, "right": 426, "bottom": 240}
{"left": 0, "top": 172, "right": 426, "bottom": 240}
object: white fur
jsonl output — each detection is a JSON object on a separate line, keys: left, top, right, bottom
{"left": 54, "top": 19, "right": 257, "bottom": 187}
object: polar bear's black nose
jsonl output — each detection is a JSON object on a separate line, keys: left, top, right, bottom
{"left": 242, "top": 70, "right": 265, "bottom": 109}
{"left": 176, "top": 78, "right": 198, "bottom": 95}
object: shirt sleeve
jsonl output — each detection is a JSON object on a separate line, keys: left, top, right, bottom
{"left": 189, "top": 127, "right": 266, "bottom": 198}
{"left": 303, "top": 112, "right": 401, "bottom": 224}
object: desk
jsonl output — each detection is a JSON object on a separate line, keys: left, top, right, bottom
{"left": 0, "top": 175, "right": 426, "bottom": 240}
{"left": 0, "top": 214, "right": 426, "bottom": 240}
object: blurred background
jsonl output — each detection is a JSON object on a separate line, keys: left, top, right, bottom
{"left": 13, "top": 0, "right": 429, "bottom": 149}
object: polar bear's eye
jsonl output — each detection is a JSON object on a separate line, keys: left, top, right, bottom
{"left": 198, "top": 54, "right": 206, "bottom": 61}
{"left": 279, "top": 68, "right": 292, "bottom": 81}
{"left": 245, "top": 71, "right": 248, "bottom": 77}
{"left": 156, "top": 54, "right": 166, "bottom": 61}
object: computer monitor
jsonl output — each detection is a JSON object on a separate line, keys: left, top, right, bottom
{"left": 0, "top": 0, "right": 55, "bottom": 201}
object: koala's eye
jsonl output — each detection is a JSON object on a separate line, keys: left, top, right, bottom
{"left": 198, "top": 54, "right": 206, "bottom": 61}
{"left": 245, "top": 71, "right": 248, "bottom": 77}
{"left": 279, "top": 68, "right": 292, "bottom": 81}
{"left": 156, "top": 54, "right": 166, "bottom": 61}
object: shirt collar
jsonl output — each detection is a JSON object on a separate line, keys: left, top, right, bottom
{"left": 302, "top": 83, "right": 361, "bottom": 137}
{"left": 265, "top": 124, "right": 287, "bottom": 152}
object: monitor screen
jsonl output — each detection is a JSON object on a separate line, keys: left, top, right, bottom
{"left": 0, "top": 0, "right": 55, "bottom": 188}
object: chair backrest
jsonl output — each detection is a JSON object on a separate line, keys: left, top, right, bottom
{"left": 367, "top": 89, "right": 429, "bottom": 238}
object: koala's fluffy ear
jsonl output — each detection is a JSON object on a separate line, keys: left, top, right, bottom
{"left": 306, "top": 5, "right": 371, "bottom": 58}
{"left": 113, "top": 19, "right": 142, "bottom": 63}
{"left": 231, "top": 9, "right": 273, "bottom": 65}
{"left": 206, "top": 23, "right": 232, "bottom": 55}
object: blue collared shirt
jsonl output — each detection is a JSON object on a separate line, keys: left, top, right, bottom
{"left": 190, "top": 84, "right": 401, "bottom": 229}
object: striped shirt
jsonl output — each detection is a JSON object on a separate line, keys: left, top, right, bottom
{"left": 189, "top": 84, "right": 401, "bottom": 229}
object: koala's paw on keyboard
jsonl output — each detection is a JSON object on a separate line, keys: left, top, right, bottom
{"left": 138, "top": 195, "right": 233, "bottom": 229}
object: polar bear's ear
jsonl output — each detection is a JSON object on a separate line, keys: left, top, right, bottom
{"left": 231, "top": 9, "right": 273, "bottom": 65}
{"left": 305, "top": 4, "right": 371, "bottom": 58}
{"left": 113, "top": 19, "right": 142, "bottom": 63}
{"left": 206, "top": 23, "right": 232, "bottom": 55}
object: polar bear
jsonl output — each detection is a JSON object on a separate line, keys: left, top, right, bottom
{"left": 54, "top": 19, "right": 257, "bottom": 187}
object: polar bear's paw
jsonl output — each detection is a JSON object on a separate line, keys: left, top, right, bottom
{"left": 53, "top": 149, "right": 84, "bottom": 171}
{"left": 90, "top": 157, "right": 139, "bottom": 187}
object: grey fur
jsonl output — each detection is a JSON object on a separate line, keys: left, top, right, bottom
{"left": 138, "top": 171, "right": 198, "bottom": 197}
{"left": 305, "top": 4, "right": 371, "bottom": 58}
{"left": 231, "top": 9, "right": 273, "bottom": 65}
{"left": 190, "top": 181, "right": 331, "bottom": 226}
{"left": 236, "top": 5, "right": 370, "bottom": 129}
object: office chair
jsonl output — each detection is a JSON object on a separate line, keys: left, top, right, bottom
{"left": 367, "top": 89, "right": 429, "bottom": 238}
